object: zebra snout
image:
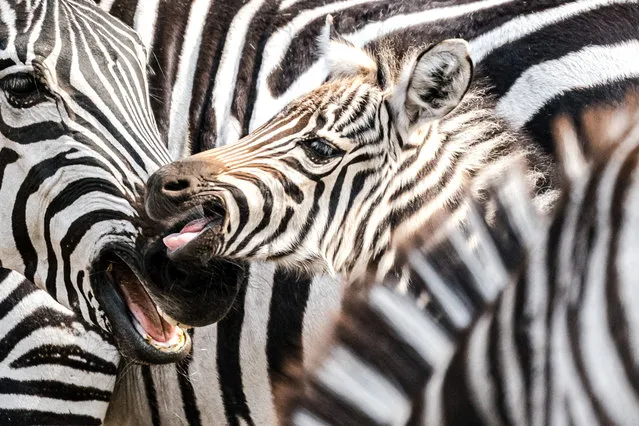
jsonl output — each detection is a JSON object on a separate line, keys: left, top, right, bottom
{"left": 145, "top": 159, "right": 223, "bottom": 221}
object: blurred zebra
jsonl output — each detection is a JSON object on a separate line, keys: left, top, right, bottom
{"left": 281, "top": 96, "right": 639, "bottom": 425}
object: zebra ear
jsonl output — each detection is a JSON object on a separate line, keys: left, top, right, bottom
{"left": 320, "top": 15, "right": 377, "bottom": 79}
{"left": 398, "top": 39, "right": 473, "bottom": 128}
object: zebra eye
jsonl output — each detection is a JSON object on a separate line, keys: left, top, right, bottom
{"left": 0, "top": 73, "right": 49, "bottom": 108}
{"left": 301, "top": 137, "right": 343, "bottom": 163}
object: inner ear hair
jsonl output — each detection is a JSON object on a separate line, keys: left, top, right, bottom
{"left": 318, "top": 15, "right": 377, "bottom": 79}
{"left": 405, "top": 39, "right": 473, "bottom": 125}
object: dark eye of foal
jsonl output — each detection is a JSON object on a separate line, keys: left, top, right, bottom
{"left": 300, "top": 137, "right": 344, "bottom": 163}
{"left": 0, "top": 73, "right": 49, "bottom": 108}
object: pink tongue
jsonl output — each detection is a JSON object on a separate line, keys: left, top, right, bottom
{"left": 163, "top": 218, "right": 211, "bottom": 252}
{"left": 129, "top": 303, "right": 179, "bottom": 343}
{"left": 118, "top": 279, "right": 178, "bottom": 342}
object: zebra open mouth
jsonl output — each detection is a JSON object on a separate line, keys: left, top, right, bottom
{"left": 162, "top": 199, "right": 226, "bottom": 260}
{"left": 107, "top": 259, "right": 188, "bottom": 350}
{"left": 93, "top": 252, "right": 192, "bottom": 364}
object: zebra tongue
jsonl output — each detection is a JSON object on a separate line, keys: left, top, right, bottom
{"left": 118, "top": 275, "right": 178, "bottom": 343}
{"left": 163, "top": 217, "right": 212, "bottom": 252}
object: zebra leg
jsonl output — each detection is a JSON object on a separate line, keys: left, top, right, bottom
{"left": 0, "top": 269, "right": 119, "bottom": 425}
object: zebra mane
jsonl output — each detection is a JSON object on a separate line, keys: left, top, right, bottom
{"left": 278, "top": 166, "right": 543, "bottom": 425}
{"left": 552, "top": 88, "right": 639, "bottom": 181}
{"left": 319, "top": 15, "right": 377, "bottom": 80}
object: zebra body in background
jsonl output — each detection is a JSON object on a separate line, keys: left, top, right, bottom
{"left": 93, "top": 1, "right": 639, "bottom": 425}
{"left": 3, "top": 1, "right": 629, "bottom": 425}
{"left": 282, "top": 98, "right": 639, "bottom": 425}
{"left": 101, "top": 0, "right": 639, "bottom": 154}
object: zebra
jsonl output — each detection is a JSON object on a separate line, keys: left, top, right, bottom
{"left": 144, "top": 29, "right": 559, "bottom": 283}
{"left": 95, "top": 1, "right": 639, "bottom": 424}
{"left": 0, "top": 0, "right": 249, "bottom": 423}
{"left": 280, "top": 97, "right": 639, "bottom": 425}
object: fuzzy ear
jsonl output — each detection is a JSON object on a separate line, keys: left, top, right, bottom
{"left": 396, "top": 39, "right": 473, "bottom": 129}
{"left": 319, "top": 15, "right": 377, "bottom": 79}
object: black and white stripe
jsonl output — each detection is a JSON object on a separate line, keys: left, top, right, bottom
{"left": 145, "top": 34, "right": 559, "bottom": 283}
{"left": 282, "top": 99, "right": 639, "bottom": 425}
{"left": 0, "top": 268, "right": 119, "bottom": 425}
{"left": 89, "top": 1, "right": 639, "bottom": 425}
{"left": 100, "top": 0, "right": 639, "bottom": 153}
{"left": 0, "top": 0, "right": 214, "bottom": 422}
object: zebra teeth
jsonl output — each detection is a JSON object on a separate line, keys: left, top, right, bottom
{"left": 157, "top": 305, "right": 184, "bottom": 329}
{"left": 132, "top": 319, "right": 186, "bottom": 352}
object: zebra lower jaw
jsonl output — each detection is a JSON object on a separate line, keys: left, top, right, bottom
{"left": 112, "top": 263, "right": 187, "bottom": 349}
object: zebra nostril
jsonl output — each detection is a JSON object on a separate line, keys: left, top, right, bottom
{"left": 163, "top": 178, "right": 192, "bottom": 194}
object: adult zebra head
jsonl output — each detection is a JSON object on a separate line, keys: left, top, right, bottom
{"left": 0, "top": 0, "right": 240, "bottom": 364}
{"left": 146, "top": 23, "right": 556, "bottom": 281}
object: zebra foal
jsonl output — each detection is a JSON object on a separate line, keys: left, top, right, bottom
{"left": 281, "top": 97, "right": 639, "bottom": 425}
{"left": 145, "top": 26, "right": 558, "bottom": 283}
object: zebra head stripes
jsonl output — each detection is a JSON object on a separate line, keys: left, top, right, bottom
{"left": 145, "top": 27, "right": 558, "bottom": 282}
{"left": 281, "top": 96, "right": 639, "bottom": 425}
{"left": 0, "top": 0, "right": 240, "bottom": 364}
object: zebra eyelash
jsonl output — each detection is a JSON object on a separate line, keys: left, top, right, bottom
{"left": 0, "top": 72, "right": 50, "bottom": 108}
{"left": 299, "top": 137, "right": 344, "bottom": 163}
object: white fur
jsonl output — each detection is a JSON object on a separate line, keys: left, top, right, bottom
{"left": 251, "top": 0, "right": 514, "bottom": 132}
{"left": 316, "top": 345, "right": 411, "bottom": 425}
{"left": 132, "top": 0, "right": 160, "bottom": 53}
{"left": 319, "top": 17, "right": 377, "bottom": 78}
{"left": 97, "top": 0, "right": 117, "bottom": 12}
{"left": 239, "top": 262, "right": 278, "bottom": 425}
{"left": 167, "top": 0, "right": 212, "bottom": 160}
{"left": 369, "top": 287, "right": 454, "bottom": 366}
{"left": 618, "top": 171, "right": 639, "bottom": 363}
{"left": 213, "top": 0, "right": 269, "bottom": 146}
{"left": 496, "top": 41, "right": 639, "bottom": 129}
{"left": 470, "top": 0, "right": 636, "bottom": 62}
{"left": 279, "top": 0, "right": 306, "bottom": 10}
